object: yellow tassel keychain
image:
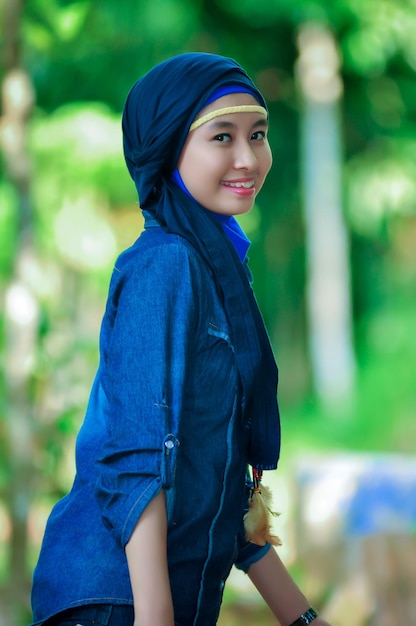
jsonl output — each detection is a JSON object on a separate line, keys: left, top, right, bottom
{"left": 244, "top": 468, "right": 282, "bottom": 547}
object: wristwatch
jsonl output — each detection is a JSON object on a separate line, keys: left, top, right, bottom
{"left": 289, "top": 607, "right": 318, "bottom": 626}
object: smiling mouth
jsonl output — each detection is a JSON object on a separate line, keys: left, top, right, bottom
{"left": 222, "top": 180, "right": 255, "bottom": 189}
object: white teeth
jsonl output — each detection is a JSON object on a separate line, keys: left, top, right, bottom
{"left": 224, "top": 181, "right": 254, "bottom": 188}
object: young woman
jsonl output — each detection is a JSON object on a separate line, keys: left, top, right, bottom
{"left": 31, "top": 52, "right": 331, "bottom": 626}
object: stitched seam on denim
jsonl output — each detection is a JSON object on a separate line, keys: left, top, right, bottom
{"left": 122, "top": 478, "right": 160, "bottom": 542}
{"left": 194, "top": 403, "right": 237, "bottom": 622}
{"left": 55, "top": 597, "right": 132, "bottom": 607}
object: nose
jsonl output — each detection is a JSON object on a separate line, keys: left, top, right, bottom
{"left": 234, "top": 138, "right": 258, "bottom": 171}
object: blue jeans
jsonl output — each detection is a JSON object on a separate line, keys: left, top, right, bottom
{"left": 42, "top": 604, "right": 134, "bottom": 626}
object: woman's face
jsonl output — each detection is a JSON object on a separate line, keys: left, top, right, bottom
{"left": 177, "top": 93, "right": 272, "bottom": 216}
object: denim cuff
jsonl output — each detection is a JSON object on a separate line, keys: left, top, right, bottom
{"left": 234, "top": 541, "right": 271, "bottom": 573}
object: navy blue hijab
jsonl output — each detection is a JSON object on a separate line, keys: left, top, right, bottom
{"left": 122, "top": 52, "right": 280, "bottom": 470}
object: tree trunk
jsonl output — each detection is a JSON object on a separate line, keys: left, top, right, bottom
{"left": 0, "top": 0, "right": 37, "bottom": 622}
{"left": 296, "top": 23, "right": 356, "bottom": 408}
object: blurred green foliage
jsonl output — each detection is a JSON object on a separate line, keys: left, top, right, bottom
{"left": 1, "top": 0, "right": 416, "bottom": 623}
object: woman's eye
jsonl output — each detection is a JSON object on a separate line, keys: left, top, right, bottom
{"left": 251, "top": 130, "right": 266, "bottom": 141}
{"left": 213, "top": 133, "right": 232, "bottom": 143}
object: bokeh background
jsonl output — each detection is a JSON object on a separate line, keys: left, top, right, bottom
{"left": 1, "top": 1, "right": 415, "bottom": 625}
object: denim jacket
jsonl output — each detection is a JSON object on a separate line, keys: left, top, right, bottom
{"left": 31, "top": 214, "right": 270, "bottom": 626}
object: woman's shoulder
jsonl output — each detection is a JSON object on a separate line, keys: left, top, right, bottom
{"left": 115, "top": 227, "right": 208, "bottom": 277}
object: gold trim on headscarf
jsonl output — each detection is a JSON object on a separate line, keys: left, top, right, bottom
{"left": 189, "top": 105, "right": 267, "bottom": 131}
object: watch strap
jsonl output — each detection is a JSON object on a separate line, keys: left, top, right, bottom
{"left": 289, "top": 607, "right": 318, "bottom": 626}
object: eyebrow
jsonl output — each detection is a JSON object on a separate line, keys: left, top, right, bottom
{"left": 207, "top": 117, "right": 269, "bottom": 131}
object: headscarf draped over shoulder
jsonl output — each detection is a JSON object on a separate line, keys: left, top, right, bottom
{"left": 122, "top": 53, "right": 280, "bottom": 470}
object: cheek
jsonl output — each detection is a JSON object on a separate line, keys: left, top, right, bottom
{"left": 177, "top": 142, "right": 202, "bottom": 188}
{"left": 255, "top": 147, "right": 272, "bottom": 194}
{"left": 262, "top": 144, "right": 273, "bottom": 175}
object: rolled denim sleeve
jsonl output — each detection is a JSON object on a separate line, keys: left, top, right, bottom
{"left": 95, "top": 239, "right": 202, "bottom": 548}
{"left": 234, "top": 525, "right": 271, "bottom": 573}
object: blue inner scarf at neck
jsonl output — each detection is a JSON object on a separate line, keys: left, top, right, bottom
{"left": 122, "top": 52, "right": 280, "bottom": 470}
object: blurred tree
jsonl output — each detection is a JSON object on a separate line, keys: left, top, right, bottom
{"left": 296, "top": 23, "right": 356, "bottom": 407}
{"left": 0, "top": 0, "right": 38, "bottom": 622}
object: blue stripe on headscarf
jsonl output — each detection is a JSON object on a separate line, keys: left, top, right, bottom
{"left": 203, "top": 84, "right": 261, "bottom": 107}
{"left": 122, "top": 53, "right": 280, "bottom": 470}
